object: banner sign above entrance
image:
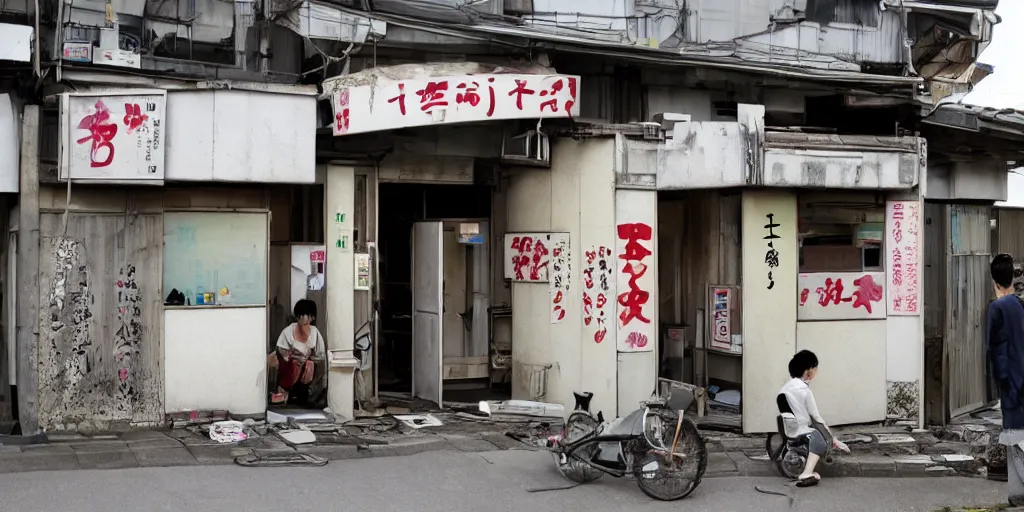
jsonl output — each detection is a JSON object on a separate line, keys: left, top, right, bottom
{"left": 332, "top": 73, "right": 581, "bottom": 136}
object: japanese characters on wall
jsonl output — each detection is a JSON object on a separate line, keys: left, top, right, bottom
{"left": 504, "top": 233, "right": 553, "bottom": 282}
{"left": 615, "top": 190, "right": 657, "bottom": 353}
{"left": 886, "top": 201, "right": 921, "bottom": 316}
{"left": 332, "top": 74, "right": 581, "bottom": 136}
{"left": 763, "top": 213, "right": 781, "bottom": 290}
{"left": 582, "top": 246, "right": 614, "bottom": 344}
{"left": 549, "top": 234, "right": 570, "bottom": 324}
{"left": 798, "top": 272, "right": 886, "bottom": 321}
{"left": 61, "top": 91, "right": 166, "bottom": 182}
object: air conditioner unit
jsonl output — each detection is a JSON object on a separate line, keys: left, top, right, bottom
{"left": 500, "top": 127, "right": 550, "bottom": 168}
{"left": 635, "top": 122, "right": 664, "bottom": 141}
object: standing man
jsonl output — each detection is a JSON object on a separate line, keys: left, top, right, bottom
{"left": 987, "top": 253, "right": 1024, "bottom": 505}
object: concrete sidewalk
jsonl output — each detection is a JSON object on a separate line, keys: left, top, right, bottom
{"left": 0, "top": 425, "right": 986, "bottom": 478}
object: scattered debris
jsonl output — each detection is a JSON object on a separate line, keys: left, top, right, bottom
{"left": 209, "top": 421, "right": 248, "bottom": 443}
{"left": 278, "top": 429, "right": 317, "bottom": 446}
{"left": 394, "top": 414, "right": 443, "bottom": 429}
{"left": 873, "top": 433, "right": 916, "bottom": 445}
{"left": 235, "top": 453, "right": 328, "bottom": 467}
{"left": 267, "top": 409, "right": 328, "bottom": 424}
{"left": 478, "top": 400, "right": 565, "bottom": 420}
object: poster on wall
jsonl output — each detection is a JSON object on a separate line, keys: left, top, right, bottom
{"left": 711, "top": 288, "right": 731, "bottom": 351}
{"left": 549, "top": 233, "right": 570, "bottom": 323}
{"left": 582, "top": 245, "right": 615, "bottom": 345}
{"left": 61, "top": 90, "right": 167, "bottom": 182}
{"left": 708, "top": 285, "right": 742, "bottom": 354}
{"left": 291, "top": 245, "right": 326, "bottom": 311}
{"left": 354, "top": 253, "right": 371, "bottom": 291}
{"left": 798, "top": 272, "right": 886, "bottom": 320}
{"left": 615, "top": 190, "right": 657, "bottom": 353}
{"left": 885, "top": 201, "right": 921, "bottom": 316}
{"left": 504, "top": 233, "right": 554, "bottom": 282}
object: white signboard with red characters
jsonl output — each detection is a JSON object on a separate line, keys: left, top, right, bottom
{"left": 886, "top": 201, "right": 922, "bottom": 316}
{"left": 332, "top": 74, "right": 581, "bottom": 136}
{"left": 60, "top": 90, "right": 166, "bottom": 183}
{"left": 797, "top": 272, "right": 886, "bottom": 321}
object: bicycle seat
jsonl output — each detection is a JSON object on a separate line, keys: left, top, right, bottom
{"left": 573, "top": 391, "right": 594, "bottom": 412}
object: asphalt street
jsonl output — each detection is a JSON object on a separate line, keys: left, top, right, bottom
{"left": 0, "top": 448, "right": 1006, "bottom": 512}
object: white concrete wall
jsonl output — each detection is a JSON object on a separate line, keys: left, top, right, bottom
{"left": 741, "top": 190, "right": 797, "bottom": 433}
{"left": 507, "top": 138, "right": 618, "bottom": 418}
{"left": 796, "top": 320, "right": 888, "bottom": 424}
{"left": 165, "top": 90, "right": 317, "bottom": 183}
{"left": 0, "top": 94, "right": 18, "bottom": 193}
{"left": 164, "top": 307, "right": 267, "bottom": 414}
{"left": 324, "top": 165, "right": 355, "bottom": 421}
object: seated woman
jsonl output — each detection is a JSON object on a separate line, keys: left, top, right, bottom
{"left": 270, "top": 299, "right": 325, "bottom": 405}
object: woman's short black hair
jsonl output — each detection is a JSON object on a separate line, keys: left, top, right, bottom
{"left": 294, "top": 299, "right": 317, "bottom": 318}
{"left": 788, "top": 350, "right": 819, "bottom": 378}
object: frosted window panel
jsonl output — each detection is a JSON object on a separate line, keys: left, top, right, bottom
{"left": 163, "top": 212, "right": 268, "bottom": 306}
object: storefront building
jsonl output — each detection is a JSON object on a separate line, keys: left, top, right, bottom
{"left": 30, "top": 83, "right": 317, "bottom": 431}
{"left": 324, "top": 65, "right": 931, "bottom": 429}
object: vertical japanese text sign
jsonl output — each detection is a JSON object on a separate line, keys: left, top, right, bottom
{"left": 886, "top": 201, "right": 921, "bottom": 316}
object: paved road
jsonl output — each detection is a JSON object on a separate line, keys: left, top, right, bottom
{"left": 0, "top": 449, "right": 1005, "bottom": 512}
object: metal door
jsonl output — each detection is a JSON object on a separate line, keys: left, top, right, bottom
{"left": 412, "top": 222, "right": 444, "bottom": 405}
{"left": 946, "top": 204, "right": 991, "bottom": 418}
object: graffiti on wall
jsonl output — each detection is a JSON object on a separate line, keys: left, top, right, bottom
{"left": 549, "top": 234, "right": 570, "bottom": 323}
{"left": 38, "top": 215, "right": 163, "bottom": 431}
{"left": 504, "top": 233, "right": 552, "bottom": 282}
{"left": 114, "top": 264, "right": 142, "bottom": 413}
{"left": 582, "top": 246, "right": 613, "bottom": 343}
{"left": 797, "top": 272, "right": 886, "bottom": 320}
{"left": 886, "top": 380, "right": 919, "bottom": 420}
{"left": 616, "top": 223, "right": 654, "bottom": 352}
{"left": 42, "top": 238, "right": 95, "bottom": 410}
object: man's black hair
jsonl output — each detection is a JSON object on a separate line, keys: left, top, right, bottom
{"left": 992, "top": 253, "right": 1015, "bottom": 289}
{"left": 788, "top": 350, "right": 819, "bottom": 378}
{"left": 294, "top": 299, "right": 317, "bottom": 318}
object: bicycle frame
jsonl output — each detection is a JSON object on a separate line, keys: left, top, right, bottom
{"left": 556, "top": 404, "right": 681, "bottom": 478}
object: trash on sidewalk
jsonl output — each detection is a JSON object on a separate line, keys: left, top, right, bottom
{"left": 266, "top": 408, "right": 328, "bottom": 424}
{"left": 209, "top": 421, "right": 248, "bottom": 443}
{"left": 393, "top": 414, "right": 443, "bottom": 429}
{"left": 277, "top": 429, "right": 317, "bottom": 445}
{"left": 477, "top": 400, "right": 565, "bottom": 420}
{"left": 235, "top": 452, "right": 328, "bottom": 467}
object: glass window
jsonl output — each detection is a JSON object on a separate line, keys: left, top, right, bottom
{"left": 163, "top": 212, "right": 268, "bottom": 307}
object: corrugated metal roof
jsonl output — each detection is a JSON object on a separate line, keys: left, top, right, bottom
{"left": 328, "top": 4, "right": 923, "bottom": 87}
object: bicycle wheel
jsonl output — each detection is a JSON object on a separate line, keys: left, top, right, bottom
{"left": 634, "top": 414, "right": 707, "bottom": 501}
{"left": 553, "top": 411, "right": 603, "bottom": 484}
{"left": 778, "top": 446, "right": 807, "bottom": 480}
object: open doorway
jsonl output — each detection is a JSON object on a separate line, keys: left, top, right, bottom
{"left": 658, "top": 190, "right": 743, "bottom": 431}
{"left": 377, "top": 183, "right": 509, "bottom": 406}
{"left": 266, "top": 183, "right": 329, "bottom": 418}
